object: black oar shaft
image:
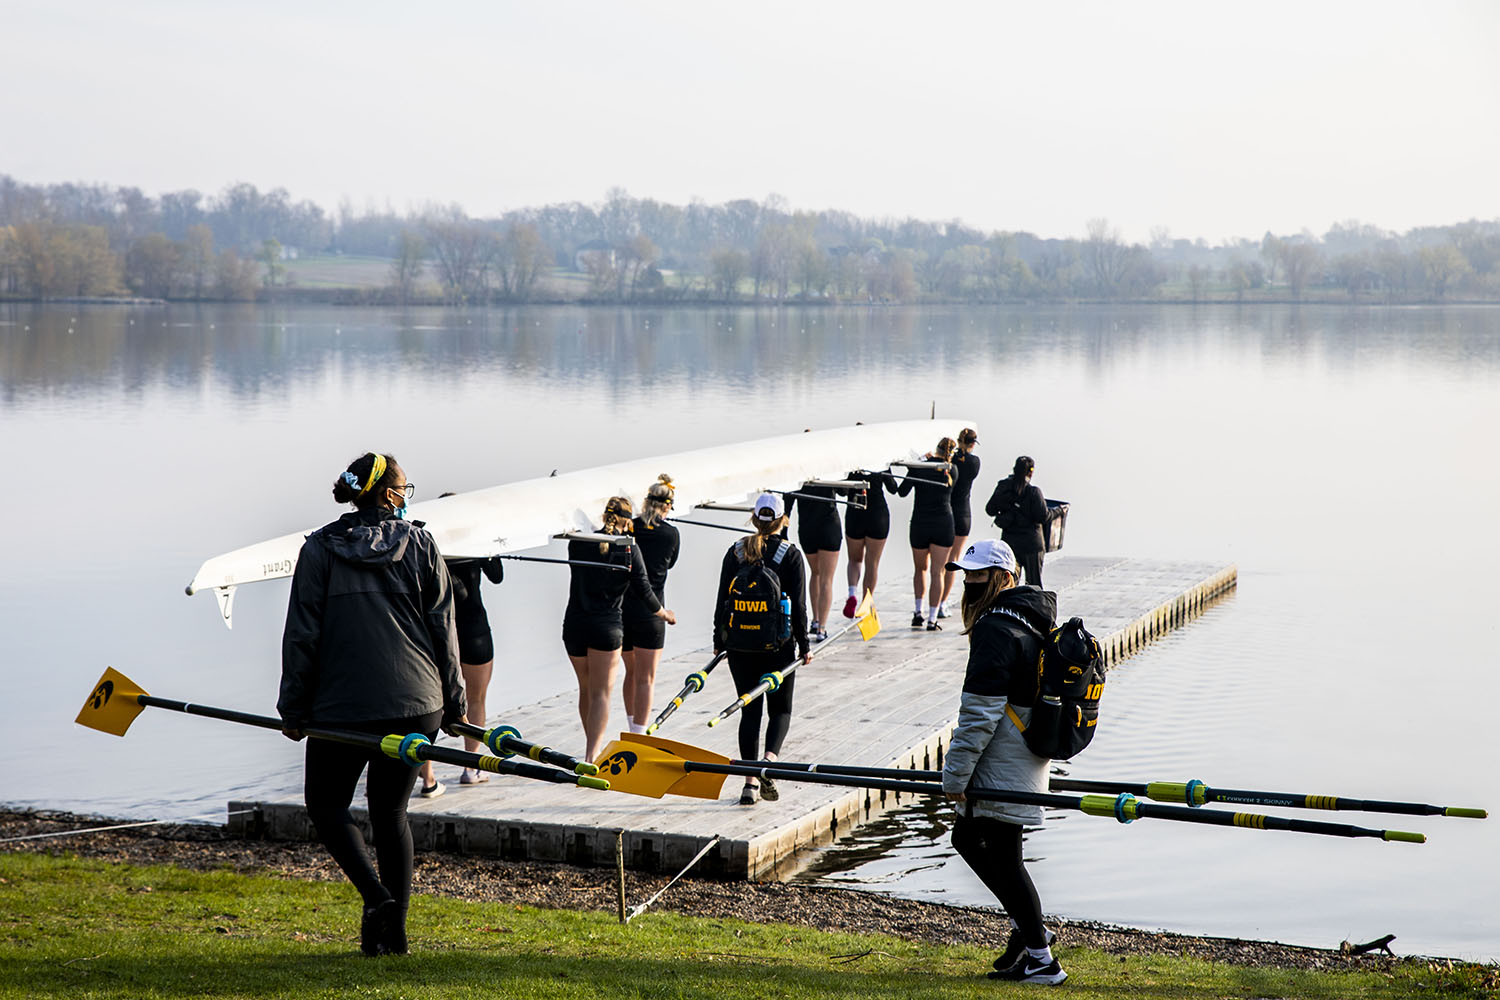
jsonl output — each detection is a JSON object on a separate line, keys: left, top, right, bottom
{"left": 667, "top": 517, "right": 753, "bottom": 534}
{"left": 137, "top": 696, "right": 606, "bottom": 787}
{"left": 1052, "top": 778, "right": 1485, "bottom": 819}
{"left": 447, "top": 722, "right": 597, "bottom": 775}
{"left": 777, "top": 491, "right": 865, "bottom": 509}
{"left": 498, "top": 554, "right": 627, "bottom": 572}
{"left": 674, "top": 761, "right": 1420, "bottom": 841}
{"left": 649, "top": 652, "right": 727, "bottom": 733}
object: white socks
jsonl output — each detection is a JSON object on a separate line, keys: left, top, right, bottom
{"left": 1026, "top": 945, "right": 1054, "bottom": 963}
{"left": 847, "top": 585, "right": 858, "bottom": 598}
{"left": 628, "top": 720, "right": 647, "bottom": 734}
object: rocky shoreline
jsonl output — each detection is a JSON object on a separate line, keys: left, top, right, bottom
{"left": 0, "top": 809, "right": 1460, "bottom": 975}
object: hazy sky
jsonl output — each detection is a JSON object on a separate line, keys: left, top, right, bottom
{"left": 5, "top": 1, "right": 1498, "bottom": 244}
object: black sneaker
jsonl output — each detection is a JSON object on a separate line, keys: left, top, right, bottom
{"left": 993, "top": 928, "right": 1058, "bottom": 974}
{"left": 926, "top": 621, "right": 942, "bottom": 631}
{"left": 361, "top": 899, "right": 397, "bottom": 956}
{"left": 991, "top": 955, "right": 1067, "bottom": 986}
{"left": 911, "top": 613, "right": 924, "bottom": 629}
{"left": 759, "top": 775, "right": 779, "bottom": 801}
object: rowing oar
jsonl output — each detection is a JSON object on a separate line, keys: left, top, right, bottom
{"left": 713, "top": 759, "right": 1489, "bottom": 820}
{"left": 774, "top": 490, "right": 867, "bottom": 510}
{"left": 707, "top": 592, "right": 879, "bottom": 728}
{"left": 447, "top": 721, "right": 599, "bottom": 776}
{"left": 498, "top": 554, "right": 627, "bottom": 572}
{"left": 645, "top": 652, "right": 727, "bottom": 735}
{"left": 667, "top": 517, "right": 753, "bottom": 534}
{"left": 76, "top": 668, "right": 610, "bottom": 790}
{"left": 595, "top": 734, "right": 1424, "bottom": 843}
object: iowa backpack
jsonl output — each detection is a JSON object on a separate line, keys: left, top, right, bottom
{"left": 991, "top": 611, "right": 1105, "bottom": 760}
{"left": 720, "top": 538, "right": 792, "bottom": 652}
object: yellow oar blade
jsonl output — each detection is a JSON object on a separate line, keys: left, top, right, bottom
{"left": 595, "top": 734, "right": 731, "bottom": 800}
{"left": 75, "top": 667, "right": 149, "bottom": 737}
{"left": 857, "top": 597, "right": 881, "bottom": 641}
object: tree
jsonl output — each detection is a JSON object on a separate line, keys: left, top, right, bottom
{"left": 422, "top": 214, "right": 486, "bottom": 302}
{"left": 1276, "top": 241, "right": 1321, "bottom": 299}
{"left": 214, "top": 249, "right": 259, "bottom": 300}
{"left": 388, "top": 230, "right": 425, "bottom": 303}
{"left": 183, "top": 224, "right": 214, "bottom": 299}
{"left": 1417, "top": 245, "right": 1472, "bottom": 299}
{"left": 709, "top": 247, "right": 748, "bottom": 299}
{"left": 124, "top": 233, "right": 183, "bottom": 298}
{"left": 494, "top": 222, "right": 549, "bottom": 301}
{"left": 1186, "top": 264, "right": 1209, "bottom": 302}
{"left": 259, "top": 238, "right": 285, "bottom": 288}
{"left": 1084, "top": 218, "right": 1130, "bottom": 297}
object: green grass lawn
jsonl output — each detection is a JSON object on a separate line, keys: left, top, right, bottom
{"left": 0, "top": 853, "right": 1489, "bottom": 999}
{"left": 281, "top": 255, "right": 395, "bottom": 289}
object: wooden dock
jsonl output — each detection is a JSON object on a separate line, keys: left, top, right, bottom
{"left": 230, "top": 556, "right": 1235, "bottom": 878}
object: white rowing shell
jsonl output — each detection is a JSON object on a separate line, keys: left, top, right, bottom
{"left": 186, "top": 419, "right": 973, "bottom": 626}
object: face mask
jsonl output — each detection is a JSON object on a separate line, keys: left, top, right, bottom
{"left": 962, "top": 581, "right": 990, "bottom": 605}
{"left": 388, "top": 487, "right": 410, "bottom": 519}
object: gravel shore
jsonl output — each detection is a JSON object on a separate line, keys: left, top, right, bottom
{"left": 0, "top": 809, "right": 1460, "bottom": 975}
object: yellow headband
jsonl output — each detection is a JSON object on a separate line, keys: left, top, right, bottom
{"left": 358, "top": 454, "right": 387, "bottom": 498}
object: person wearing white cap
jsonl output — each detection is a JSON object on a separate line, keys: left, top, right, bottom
{"left": 940, "top": 538, "right": 1066, "bottom": 986}
{"left": 712, "top": 491, "right": 812, "bottom": 805}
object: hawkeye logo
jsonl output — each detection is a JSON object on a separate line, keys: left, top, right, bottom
{"left": 600, "top": 751, "right": 638, "bottom": 776}
{"left": 90, "top": 680, "right": 114, "bottom": 710}
{"left": 733, "top": 599, "right": 769, "bottom": 612}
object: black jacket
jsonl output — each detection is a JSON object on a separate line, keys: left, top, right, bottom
{"left": 950, "top": 450, "right": 982, "bottom": 515}
{"left": 844, "top": 468, "right": 898, "bottom": 518}
{"left": 279, "top": 508, "right": 465, "bottom": 728}
{"left": 898, "top": 462, "right": 954, "bottom": 521}
{"left": 447, "top": 556, "right": 504, "bottom": 639}
{"left": 713, "top": 536, "right": 810, "bottom": 663}
{"left": 984, "top": 474, "right": 1048, "bottom": 553}
{"left": 961, "top": 586, "right": 1058, "bottom": 704}
{"left": 623, "top": 516, "right": 680, "bottom": 623}
{"left": 564, "top": 535, "right": 661, "bottom": 624}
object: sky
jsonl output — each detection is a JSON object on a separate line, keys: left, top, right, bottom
{"left": 4, "top": 0, "right": 1499, "bottom": 245}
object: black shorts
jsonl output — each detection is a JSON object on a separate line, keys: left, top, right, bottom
{"left": 621, "top": 615, "right": 666, "bottom": 652}
{"left": 845, "top": 506, "right": 890, "bottom": 541}
{"left": 909, "top": 515, "right": 955, "bottom": 550}
{"left": 458, "top": 630, "right": 494, "bottom": 666}
{"left": 798, "top": 518, "right": 842, "bottom": 554}
{"left": 952, "top": 507, "right": 973, "bottom": 538}
{"left": 562, "top": 617, "right": 623, "bottom": 657}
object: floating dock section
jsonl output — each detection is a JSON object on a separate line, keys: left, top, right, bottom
{"left": 231, "top": 556, "right": 1236, "bottom": 878}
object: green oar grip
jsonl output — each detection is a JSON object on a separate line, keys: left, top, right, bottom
{"left": 379, "top": 732, "right": 431, "bottom": 766}
{"left": 1146, "top": 781, "right": 1207, "bottom": 806}
{"left": 1080, "top": 793, "right": 1139, "bottom": 823}
{"left": 707, "top": 717, "right": 722, "bottom": 728}
{"left": 578, "top": 775, "right": 611, "bottom": 790}
{"left": 574, "top": 761, "right": 601, "bottom": 777}
{"left": 475, "top": 754, "right": 506, "bottom": 773}
{"left": 1383, "top": 830, "right": 1426, "bottom": 844}
{"left": 483, "top": 725, "right": 522, "bottom": 758}
{"left": 1444, "top": 807, "right": 1488, "bottom": 819}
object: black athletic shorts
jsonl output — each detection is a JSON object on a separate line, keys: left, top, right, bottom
{"left": 621, "top": 615, "right": 666, "bottom": 652}
{"left": 909, "top": 515, "right": 955, "bottom": 550}
{"left": 845, "top": 505, "right": 890, "bottom": 541}
{"left": 458, "top": 630, "right": 494, "bottom": 666}
{"left": 562, "top": 616, "right": 623, "bottom": 657}
{"left": 798, "top": 518, "right": 842, "bottom": 554}
{"left": 952, "top": 507, "right": 973, "bottom": 538}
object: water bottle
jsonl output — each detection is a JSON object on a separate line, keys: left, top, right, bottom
{"left": 778, "top": 594, "right": 791, "bottom": 644}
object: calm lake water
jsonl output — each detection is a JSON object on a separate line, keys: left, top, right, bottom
{"left": 2, "top": 301, "right": 1497, "bottom": 960}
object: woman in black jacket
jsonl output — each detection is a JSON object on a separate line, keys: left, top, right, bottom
{"left": 564, "top": 496, "right": 676, "bottom": 762}
{"left": 984, "top": 455, "right": 1049, "bottom": 587}
{"left": 712, "top": 492, "right": 811, "bottom": 804}
{"left": 279, "top": 452, "right": 466, "bottom": 957}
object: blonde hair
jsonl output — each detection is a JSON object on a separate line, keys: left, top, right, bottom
{"left": 741, "top": 514, "right": 787, "bottom": 563}
{"left": 600, "top": 496, "right": 634, "bottom": 554}
{"left": 960, "top": 568, "right": 1019, "bottom": 632}
{"left": 934, "top": 436, "right": 957, "bottom": 461}
{"left": 641, "top": 473, "right": 675, "bottom": 527}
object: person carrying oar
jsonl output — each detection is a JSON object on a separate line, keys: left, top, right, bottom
{"left": 942, "top": 538, "right": 1066, "bottom": 985}
{"left": 279, "top": 452, "right": 466, "bottom": 957}
{"left": 712, "top": 492, "right": 810, "bottom": 804}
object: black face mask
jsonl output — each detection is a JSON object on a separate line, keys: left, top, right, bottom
{"left": 963, "top": 581, "right": 990, "bottom": 605}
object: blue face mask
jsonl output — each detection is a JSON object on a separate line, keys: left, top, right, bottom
{"left": 393, "top": 501, "right": 410, "bottom": 520}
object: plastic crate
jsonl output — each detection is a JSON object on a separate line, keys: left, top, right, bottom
{"left": 1044, "top": 500, "right": 1069, "bottom": 553}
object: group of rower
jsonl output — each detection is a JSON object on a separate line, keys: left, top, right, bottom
{"left": 274, "top": 443, "right": 1065, "bottom": 977}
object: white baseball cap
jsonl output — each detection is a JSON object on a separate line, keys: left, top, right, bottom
{"left": 946, "top": 538, "right": 1018, "bottom": 574}
{"left": 751, "top": 492, "right": 784, "bottom": 521}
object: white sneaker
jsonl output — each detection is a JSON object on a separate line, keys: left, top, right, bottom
{"left": 419, "top": 780, "right": 446, "bottom": 798}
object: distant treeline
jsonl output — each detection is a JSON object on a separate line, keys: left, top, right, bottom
{"left": 2, "top": 176, "right": 1498, "bottom": 304}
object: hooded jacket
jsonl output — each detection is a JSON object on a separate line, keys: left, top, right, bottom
{"left": 941, "top": 585, "right": 1057, "bottom": 825}
{"left": 279, "top": 508, "right": 465, "bottom": 728}
{"left": 984, "top": 474, "right": 1048, "bottom": 554}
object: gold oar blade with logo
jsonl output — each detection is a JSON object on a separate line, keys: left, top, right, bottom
{"left": 595, "top": 732, "right": 732, "bottom": 799}
{"left": 75, "top": 667, "right": 150, "bottom": 737}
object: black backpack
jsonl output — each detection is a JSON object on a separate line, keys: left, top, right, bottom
{"left": 991, "top": 611, "right": 1105, "bottom": 760}
{"left": 720, "top": 538, "right": 792, "bottom": 652}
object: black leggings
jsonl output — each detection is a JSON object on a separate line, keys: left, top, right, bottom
{"left": 727, "top": 650, "right": 796, "bottom": 762}
{"left": 303, "top": 712, "right": 440, "bottom": 911}
{"left": 952, "top": 814, "right": 1046, "bottom": 947}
